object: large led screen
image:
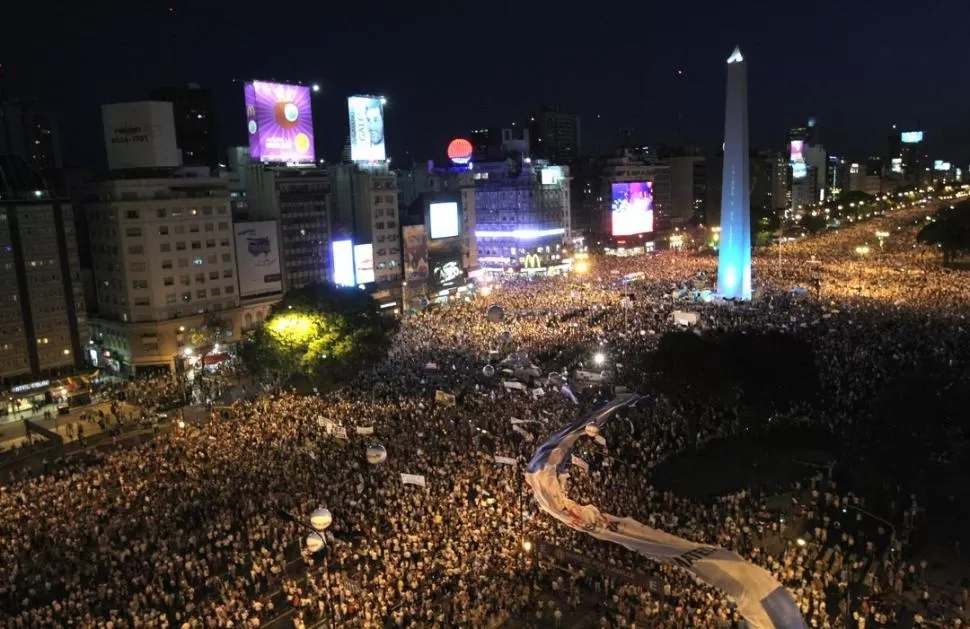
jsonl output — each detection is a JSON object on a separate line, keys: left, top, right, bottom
{"left": 900, "top": 131, "right": 923, "bottom": 144}
{"left": 353, "top": 243, "right": 375, "bottom": 284}
{"left": 429, "top": 202, "right": 460, "bottom": 239}
{"left": 244, "top": 81, "right": 315, "bottom": 163}
{"left": 348, "top": 96, "right": 386, "bottom": 162}
{"left": 332, "top": 240, "right": 355, "bottom": 287}
{"left": 432, "top": 258, "right": 463, "bottom": 288}
{"left": 234, "top": 221, "right": 283, "bottom": 297}
{"left": 610, "top": 182, "right": 654, "bottom": 237}
{"left": 403, "top": 225, "right": 429, "bottom": 281}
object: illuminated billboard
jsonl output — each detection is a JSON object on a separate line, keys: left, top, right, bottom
{"left": 447, "top": 138, "right": 473, "bottom": 165}
{"left": 610, "top": 182, "right": 654, "bottom": 236}
{"left": 541, "top": 166, "right": 564, "bottom": 185}
{"left": 234, "top": 221, "right": 283, "bottom": 297}
{"left": 353, "top": 243, "right": 375, "bottom": 284}
{"left": 244, "top": 81, "right": 315, "bottom": 164}
{"left": 348, "top": 96, "right": 386, "bottom": 162}
{"left": 432, "top": 258, "right": 463, "bottom": 288}
{"left": 900, "top": 131, "right": 923, "bottom": 144}
{"left": 934, "top": 160, "right": 951, "bottom": 171}
{"left": 102, "top": 102, "right": 180, "bottom": 170}
{"left": 790, "top": 140, "right": 807, "bottom": 180}
{"left": 403, "top": 225, "right": 429, "bottom": 281}
{"left": 891, "top": 158, "right": 903, "bottom": 174}
{"left": 429, "top": 202, "right": 460, "bottom": 239}
{"left": 332, "top": 240, "right": 355, "bottom": 286}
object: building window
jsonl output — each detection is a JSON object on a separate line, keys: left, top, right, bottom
{"left": 134, "top": 298, "right": 150, "bottom": 307}
{"left": 221, "top": 253, "right": 231, "bottom": 262}
{"left": 180, "top": 275, "right": 190, "bottom": 286}
{"left": 190, "top": 224, "right": 200, "bottom": 233}
{"left": 176, "top": 242, "right": 186, "bottom": 251}
{"left": 128, "top": 245, "right": 144, "bottom": 255}
{"left": 209, "top": 271, "right": 219, "bottom": 280}
{"left": 196, "top": 289, "right": 206, "bottom": 299}
{"left": 195, "top": 272, "right": 205, "bottom": 283}
{"left": 181, "top": 292, "right": 192, "bottom": 302}
{"left": 219, "top": 238, "right": 230, "bottom": 247}
{"left": 159, "top": 226, "right": 169, "bottom": 236}
{"left": 130, "top": 262, "right": 147, "bottom": 272}
{"left": 132, "top": 280, "right": 148, "bottom": 289}
{"left": 162, "top": 259, "right": 173, "bottom": 269}
{"left": 205, "top": 223, "right": 214, "bottom": 232}
{"left": 225, "top": 285, "right": 235, "bottom": 294}
{"left": 126, "top": 227, "right": 142, "bottom": 237}
{"left": 126, "top": 210, "right": 139, "bottom": 219}
{"left": 205, "top": 239, "right": 215, "bottom": 248}
{"left": 223, "top": 269, "right": 233, "bottom": 278}
{"left": 156, "top": 209, "right": 167, "bottom": 218}
{"left": 166, "top": 293, "right": 176, "bottom": 305}
{"left": 164, "top": 277, "right": 174, "bottom": 286}
{"left": 191, "top": 241, "right": 201, "bottom": 249}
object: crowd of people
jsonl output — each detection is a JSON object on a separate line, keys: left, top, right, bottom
{"left": 0, "top": 204, "right": 968, "bottom": 628}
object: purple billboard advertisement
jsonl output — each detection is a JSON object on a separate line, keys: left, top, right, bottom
{"left": 611, "top": 182, "right": 654, "bottom": 236}
{"left": 244, "top": 81, "right": 315, "bottom": 163}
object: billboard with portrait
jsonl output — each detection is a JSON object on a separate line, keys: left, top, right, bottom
{"left": 234, "top": 221, "right": 283, "bottom": 297}
{"left": 790, "top": 140, "right": 807, "bottom": 180}
{"left": 429, "top": 202, "right": 460, "bottom": 239}
{"left": 403, "top": 225, "right": 429, "bottom": 281}
{"left": 610, "top": 182, "right": 654, "bottom": 237}
{"left": 353, "top": 243, "right": 375, "bottom": 284}
{"left": 332, "top": 240, "right": 355, "bottom": 287}
{"left": 348, "top": 96, "right": 386, "bottom": 162}
{"left": 431, "top": 258, "right": 463, "bottom": 289}
{"left": 244, "top": 81, "right": 315, "bottom": 163}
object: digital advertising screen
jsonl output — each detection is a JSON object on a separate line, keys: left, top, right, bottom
{"left": 934, "top": 160, "right": 951, "bottom": 171}
{"left": 353, "top": 243, "right": 375, "bottom": 284}
{"left": 790, "top": 140, "right": 804, "bottom": 163}
{"left": 332, "top": 240, "right": 355, "bottom": 287}
{"left": 900, "top": 131, "right": 924, "bottom": 144}
{"left": 891, "top": 158, "right": 904, "bottom": 174}
{"left": 234, "top": 221, "right": 283, "bottom": 297}
{"left": 541, "top": 166, "right": 564, "bottom": 185}
{"left": 610, "top": 182, "right": 654, "bottom": 237}
{"left": 429, "top": 202, "right": 460, "bottom": 239}
{"left": 244, "top": 81, "right": 315, "bottom": 164}
{"left": 348, "top": 96, "right": 386, "bottom": 162}
{"left": 431, "top": 258, "right": 463, "bottom": 288}
{"left": 402, "top": 225, "right": 429, "bottom": 281}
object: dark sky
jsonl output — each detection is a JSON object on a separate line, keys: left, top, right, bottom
{"left": 4, "top": 0, "right": 969, "bottom": 168}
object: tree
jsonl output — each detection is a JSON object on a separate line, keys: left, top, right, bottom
{"left": 178, "top": 313, "right": 231, "bottom": 401}
{"left": 917, "top": 201, "right": 970, "bottom": 264}
{"left": 241, "top": 283, "right": 395, "bottom": 385}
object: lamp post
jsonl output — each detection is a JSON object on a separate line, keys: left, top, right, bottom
{"left": 276, "top": 507, "right": 334, "bottom": 626}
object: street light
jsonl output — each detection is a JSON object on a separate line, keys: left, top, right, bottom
{"left": 593, "top": 352, "right": 606, "bottom": 366}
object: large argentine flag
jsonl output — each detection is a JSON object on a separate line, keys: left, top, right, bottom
{"left": 525, "top": 395, "right": 808, "bottom": 629}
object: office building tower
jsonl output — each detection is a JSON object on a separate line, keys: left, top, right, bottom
{"left": 151, "top": 84, "right": 219, "bottom": 169}
{"left": 474, "top": 158, "right": 570, "bottom": 271}
{"left": 527, "top": 106, "right": 581, "bottom": 164}
{"left": 245, "top": 165, "right": 333, "bottom": 291}
{"left": 0, "top": 101, "right": 63, "bottom": 171}
{"left": 0, "top": 156, "right": 86, "bottom": 382}
{"left": 668, "top": 154, "right": 707, "bottom": 225}
{"left": 470, "top": 127, "right": 530, "bottom": 162}
{"left": 717, "top": 47, "right": 751, "bottom": 300}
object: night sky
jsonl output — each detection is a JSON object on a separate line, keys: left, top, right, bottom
{"left": 5, "top": 0, "right": 969, "bottom": 168}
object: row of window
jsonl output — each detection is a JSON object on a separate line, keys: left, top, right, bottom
{"left": 162, "top": 286, "right": 235, "bottom": 304}
{"left": 124, "top": 206, "right": 227, "bottom": 220}
{"left": 160, "top": 255, "right": 229, "bottom": 269}
{"left": 125, "top": 222, "right": 230, "bottom": 238}
{"left": 158, "top": 269, "right": 234, "bottom": 287}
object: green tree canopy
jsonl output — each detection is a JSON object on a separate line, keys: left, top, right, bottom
{"left": 239, "top": 283, "right": 396, "bottom": 384}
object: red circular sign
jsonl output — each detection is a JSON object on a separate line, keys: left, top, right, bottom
{"left": 447, "top": 138, "right": 473, "bottom": 164}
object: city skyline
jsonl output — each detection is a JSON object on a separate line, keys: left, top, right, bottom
{"left": 3, "top": 2, "right": 969, "bottom": 168}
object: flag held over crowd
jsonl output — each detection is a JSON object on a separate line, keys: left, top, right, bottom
{"left": 525, "top": 395, "right": 809, "bottom": 629}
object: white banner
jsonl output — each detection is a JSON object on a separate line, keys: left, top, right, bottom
{"left": 503, "top": 381, "right": 526, "bottom": 391}
{"left": 356, "top": 425, "right": 375, "bottom": 436}
{"left": 532, "top": 387, "right": 545, "bottom": 398}
{"left": 494, "top": 455, "right": 517, "bottom": 466}
{"left": 510, "top": 417, "right": 544, "bottom": 426}
{"left": 525, "top": 395, "right": 807, "bottom": 629}
{"left": 400, "top": 473, "right": 426, "bottom": 487}
{"left": 435, "top": 390, "right": 456, "bottom": 407}
{"left": 332, "top": 426, "right": 349, "bottom": 440}
{"left": 512, "top": 425, "right": 534, "bottom": 442}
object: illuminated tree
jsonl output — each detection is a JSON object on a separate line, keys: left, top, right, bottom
{"left": 241, "top": 283, "right": 395, "bottom": 384}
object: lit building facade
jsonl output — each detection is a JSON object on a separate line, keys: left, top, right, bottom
{"left": 473, "top": 159, "right": 570, "bottom": 271}
{"left": 0, "top": 156, "right": 86, "bottom": 383}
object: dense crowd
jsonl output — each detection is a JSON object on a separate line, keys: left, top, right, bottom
{"left": 0, "top": 204, "right": 968, "bottom": 628}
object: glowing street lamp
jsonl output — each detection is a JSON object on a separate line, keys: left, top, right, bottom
{"left": 593, "top": 352, "right": 606, "bottom": 366}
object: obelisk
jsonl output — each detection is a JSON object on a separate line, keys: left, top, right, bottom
{"left": 717, "top": 46, "right": 752, "bottom": 300}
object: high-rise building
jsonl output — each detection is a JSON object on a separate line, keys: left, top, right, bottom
{"left": 79, "top": 173, "right": 251, "bottom": 374}
{"left": 474, "top": 158, "right": 570, "bottom": 271}
{"left": 0, "top": 101, "right": 63, "bottom": 171}
{"left": 717, "top": 46, "right": 751, "bottom": 301}
{"left": 244, "top": 165, "right": 333, "bottom": 291}
{"left": 668, "top": 154, "right": 707, "bottom": 225}
{"left": 470, "top": 127, "right": 530, "bottom": 162}
{"left": 0, "top": 156, "right": 86, "bottom": 383}
{"left": 527, "top": 105, "right": 581, "bottom": 164}
{"left": 150, "top": 84, "right": 219, "bottom": 169}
